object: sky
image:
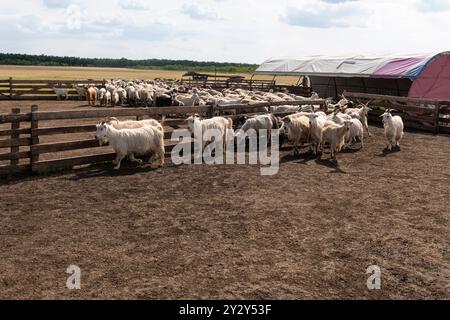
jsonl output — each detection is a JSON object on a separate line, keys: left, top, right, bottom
{"left": 0, "top": 0, "right": 449, "bottom": 64}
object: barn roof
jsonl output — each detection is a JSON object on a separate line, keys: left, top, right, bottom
{"left": 255, "top": 52, "right": 450, "bottom": 80}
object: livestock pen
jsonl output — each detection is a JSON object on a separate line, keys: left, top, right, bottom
{"left": 1, "top": 95, "right": 449, "bottom": 300}
{"left": 1, "top": 94, "right": 450, "bottom": 177}
{"left": 0, "top": 99, "right": 326, "bottom": 176}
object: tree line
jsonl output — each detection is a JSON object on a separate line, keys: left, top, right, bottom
{"left": 0, "top": 53, "right": 258, "bottom": 73}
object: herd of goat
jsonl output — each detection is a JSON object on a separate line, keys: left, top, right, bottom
{"left": 87, "top": 80, "right": 405, "bottom": 170}
{"left": 54, "top": 79, "right": 322, "bottom": 113}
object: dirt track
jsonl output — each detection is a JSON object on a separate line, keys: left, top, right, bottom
{"left": 0, "top": 116, "right": 449, "bottom": 299}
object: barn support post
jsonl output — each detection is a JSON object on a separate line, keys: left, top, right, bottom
{"left": 10, "top": 108, "right": 21, "bottom": 166}
{"left": 30, "top": 105, "right": 40, "bottom": 174}
{"left": 333, "top": 77, "right": 338, "bottom": 99}
{"left": 9, "top": 77, "right": 13, "bottom": 100}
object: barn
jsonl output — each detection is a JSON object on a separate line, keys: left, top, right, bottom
{"left": 255, "top": 52, "right": 450, "bottom": 100}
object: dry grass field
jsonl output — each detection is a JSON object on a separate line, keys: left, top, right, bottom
{"left": 0, "top": 65, "right": 299, "bottom": 84}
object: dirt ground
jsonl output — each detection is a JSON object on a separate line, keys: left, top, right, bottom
{"left": 0, "top": 100, "right": 449, "bottom": 299}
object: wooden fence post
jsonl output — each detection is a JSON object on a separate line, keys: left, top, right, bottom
{"left": 30, "top": 105, "right": 40, "bottom": 173}
{"left": 10, "top": 108, "right": 20, "bottom": 166}
{"left": 434, "top": 104, "right": 441, "bottom": 134}
{"left": 9, "top": 77, "right": 13, "bottom": 100}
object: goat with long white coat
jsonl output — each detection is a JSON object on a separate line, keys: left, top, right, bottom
{"left": 187, "top": 115, "right": 233, "bottom": 152}
{"left": 344, "top": 116, "right": 364, "bottom": 149}
{"left": 281, "top": 114, "right": 310, "bottom": 156}
{"left": 235, "top": 114, "right": 280, "bottom": 142}
{"left": 95, "top": 122, "right": 165, "bottom": 170}
{"left": 321, "top": 121, "right": 352, "bottom": 160}
{"left": 308, "top": 111, "right": 327, "bottom": 155}
{"left": 344, "top": 102, "right": 372, "bottom": 137}
{"left": 380, "top": 109, "right": 404, "bottom": 151}
{"left": 108, "top": 117, "right": 164, "bottom": 133}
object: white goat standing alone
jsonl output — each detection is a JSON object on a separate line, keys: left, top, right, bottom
{"left": 380, "top": 109, "right": 404, "bottom": 151}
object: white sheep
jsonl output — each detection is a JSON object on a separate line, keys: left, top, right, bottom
{"left": 380, "top": 109, "right": 404, "bottom": 151}
{"left": 95, "top": 122, "right": 165, "bottom": 170}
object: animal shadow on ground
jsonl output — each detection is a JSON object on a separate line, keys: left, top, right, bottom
{"left": 314, "top": 158, "right": 347, "bottom": 174}
{"left": 378, "top": 146, "right": 401, "bottom": 157}
{"left": 280, "top": 149, "right": 346, "bottom": 174}
{"left": 70, "top": 162, "right": 164, "bottom": 180}
{"left": 340, "top": 147, "right": 363, "bottom": 154}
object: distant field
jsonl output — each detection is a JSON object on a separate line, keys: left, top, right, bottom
{"left": 0, "top": 65, "right": 299, "bottom": 85}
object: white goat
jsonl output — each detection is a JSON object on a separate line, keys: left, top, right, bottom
{"left": 344, "top": 102, "right": 372, "bottom": 137}
{"left": 73, "top": 85, "right": 86, "bottom": 100}
{"left": 187, "top": 115, "right": 233, "bottom": 152}
{"left": 344, "top": 117, "right": 364, "bottom": 149}
{"left": 53, "top": 88, "right": 69, "bottom": 100}
{"left": 308, "top": 111, "right": 327, "bottom": 155}
{"left": 95, "top": 122, "right": 165, "bottom": 170}
{"left": 235, "top": 114, "right": 280, "bottom": 141}
{"left": 322, "top": 121, "right": 352, "bottom": 160}
{"left": 281, "top": 114, "right": 310, "bottom": 155}
{"left": 108, "top": 117, "right": 164, "bottom": 133}
{"left": 105, "top": 91, "right": 112, "bottom": 107}
{"left": 380, "top": 109, "right": 404, "bottom": 151}
{"left": 327, "top": 109, "right": 352, "bottom": 125}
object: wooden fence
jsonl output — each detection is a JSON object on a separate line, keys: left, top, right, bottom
{"left": 344, "top": 91, "right": 450, "bottom": 134}
{"left": 0, "top": 99, "right": 325, "bottom": 176}
{"left": 0, "top": 78, "right": 105, "bottom": 100}
{"left": 0, "top": 78, "right": 312, "bottom": 101}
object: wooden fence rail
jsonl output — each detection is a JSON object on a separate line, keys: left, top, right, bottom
{"left": 343, "top": 91, "right": 450, "bottom": 134}
{"left": 0, "top": 99, "right": 325, "bottom": 176}
{"left": 0, "top": 78, "right": 106, "bottom": 100}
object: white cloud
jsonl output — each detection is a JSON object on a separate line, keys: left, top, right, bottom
{"left": 181, "top": 2, "right": 223, "bottom": 20}
{"left": 0, "top": 0, "right": 448, "bottom": 64}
